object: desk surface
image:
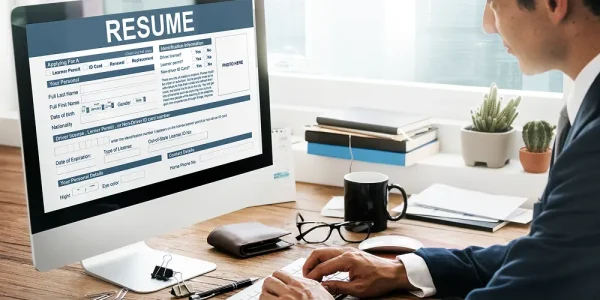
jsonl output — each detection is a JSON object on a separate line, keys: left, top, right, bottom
{"left": 0, "top": 146, "right": 530, "bottom": 299}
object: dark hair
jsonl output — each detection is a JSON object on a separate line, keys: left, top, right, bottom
{"left": 518, "top": 0, "right": 600, "bottom": 16}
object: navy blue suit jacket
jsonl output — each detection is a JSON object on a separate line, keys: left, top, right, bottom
{"left": 415, "top": 74, "right": 600, "bottom": 299}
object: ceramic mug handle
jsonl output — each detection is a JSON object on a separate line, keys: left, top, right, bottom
{"left": 387, "top": 184, "right": 408, "bottom": 221}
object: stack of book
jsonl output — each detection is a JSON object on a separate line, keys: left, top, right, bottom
{"left": 305, "top": 107, "right": 439, "bottom": 166}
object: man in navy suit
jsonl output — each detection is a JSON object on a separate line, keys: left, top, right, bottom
{"left": 259, "top": 0, "right": 600, "bottom": 299}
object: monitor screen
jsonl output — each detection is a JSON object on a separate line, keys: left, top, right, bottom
{"left": 13, "top": 0, "right": 272, "bottom": 233}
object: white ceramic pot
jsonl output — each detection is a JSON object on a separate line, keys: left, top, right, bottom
{"left": 460, "top": 126, "right": 516, "bottom": 168}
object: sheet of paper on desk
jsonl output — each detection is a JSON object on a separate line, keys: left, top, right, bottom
{"left": 504, "top": 208, "right": 534, "bottom": 224}
{"left": 408, "top": 184, "right": 528, "bottom": 221}
{"left": 321, "top": 196, "right": 344, "bottom": 218}
{"left": 393, "top": 202, "right": 534, "bottom": 224}
{"left": 270, "top": 128, "right": 296, "bottom": 203}
{"left": 395, "top": 203, "right": 499, "bottom": 222}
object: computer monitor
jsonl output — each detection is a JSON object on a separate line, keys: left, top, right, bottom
{"left": 11, "top": 0, "right": 273, "bottom": 293}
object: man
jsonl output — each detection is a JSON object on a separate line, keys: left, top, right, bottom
{"left": 259, "top": 0, "right": 600, "bottom": 299}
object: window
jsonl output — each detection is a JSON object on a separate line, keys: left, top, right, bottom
{"left": 264, "top": 0, "right": 564, "bottom": 93}
{"left": 1, "top": 0, "right": 17, "bottom": 112}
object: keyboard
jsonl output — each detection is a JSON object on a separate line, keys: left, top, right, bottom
{"left": 227, "top": 258, "right": 349, "bottom": 300}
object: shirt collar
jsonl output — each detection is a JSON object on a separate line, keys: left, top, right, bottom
{"left": 567, "top": 53, "right": 600, "bottom": 123}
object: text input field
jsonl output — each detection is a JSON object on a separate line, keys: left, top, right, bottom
{"left": 104, "top": 148, "right": 142, "bottom": 164}
{"left": 81, "top": 83, "right": 155, "bottom": 103}
{"left": 148, "top": 132, "right": 209, "bottom": 153}
{"left": 56, "top": 159, "right": 96, "bottom": 175}
{"left": 81, "top": 74, "right": 156, "bottom": 94}
{"left": 200, "top": 141, "right": 253, "bottom": 162}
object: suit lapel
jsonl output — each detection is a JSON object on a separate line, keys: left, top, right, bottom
{"left": 537, "top": 73, "right": 600, "bottom": 219}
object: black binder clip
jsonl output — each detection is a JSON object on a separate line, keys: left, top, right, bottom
{"left": 170, "top": 272, "right": 197, "bottom": 298}
{"left": 151, "top": 254, "right": 174, "bottom": 281}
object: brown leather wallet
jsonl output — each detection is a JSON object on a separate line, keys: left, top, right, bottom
{"left": 207, "top": 222, "right": 294, "bottom": 258}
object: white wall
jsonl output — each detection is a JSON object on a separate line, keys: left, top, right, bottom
{"left": 0, "top": 0, "right": 83, "bottom": 115}
{"left": 0, "top": 0, "right": 17, "bottom": 113}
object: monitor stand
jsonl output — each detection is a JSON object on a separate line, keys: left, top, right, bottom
{"left": 81, "top": 241, "right": 216, "bottom": 293}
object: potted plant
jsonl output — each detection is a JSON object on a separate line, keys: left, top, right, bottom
{"left": 461, "top": 83, "right": 521, "bottom": 168}
{"left": 519, "top": 120, "right": 556, "bottom": 173}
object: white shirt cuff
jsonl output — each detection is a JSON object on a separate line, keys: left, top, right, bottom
{"left": 396, "top": 253, "right": 437, "bottom": 298}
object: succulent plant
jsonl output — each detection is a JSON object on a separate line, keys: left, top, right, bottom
{"left": 523, "top": 120, "right": 556, "bottom": 153}
{"left": 470, "top": 83, "right": 521, "bottom": 133}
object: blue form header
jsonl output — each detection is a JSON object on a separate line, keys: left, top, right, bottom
{"left": 58, "top": 156, "right": 162, "bottom": 187}
{"left": 26, "top": 0, "right": 254, "bottom": 57}
{"left": 160, "top": 38, "right": 212, "bottom": 52}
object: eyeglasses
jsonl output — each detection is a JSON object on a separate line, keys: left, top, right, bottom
{"left": 295, "top": 213, "right": 374, "bottom": 244}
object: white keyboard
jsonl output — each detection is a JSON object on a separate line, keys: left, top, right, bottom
{"left": 228, "top": 258, "right": 349, "bottom": 300}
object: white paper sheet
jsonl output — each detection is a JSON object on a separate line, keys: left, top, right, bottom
{"left": 321, "top": 196, "right": 344, "bottom": 218}
{"left": 394, "top": 203, "right": 499, "bottom": 222}
{"left": 393, "top": 201, "right": 534, "bottom": 224}
{"left": 408, "top": 184, "right": 528, "bottom": 221}
{"left": 504, "top": 208, "right": 534, "bottom": 224}
{"left": 268, "top": 128, "right": 296, "bottom": 204}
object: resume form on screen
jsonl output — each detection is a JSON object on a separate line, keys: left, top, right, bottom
{"left": 26, "top": 0, "right": 263, "bottom": 213}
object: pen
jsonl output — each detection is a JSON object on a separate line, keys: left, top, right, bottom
{"left": 189, "top": 278, "right": 260, "bottom": 300}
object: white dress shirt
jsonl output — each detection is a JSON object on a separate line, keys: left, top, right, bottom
{"left": 567, "top": 53, "right": 600, "bottom": 123}
{"left": 395, "top": 52, "right": 600, "bottom": 298}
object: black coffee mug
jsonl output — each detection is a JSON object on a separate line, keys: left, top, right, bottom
{"left": 344, "top": 172, "right": 408, "bottom": 232}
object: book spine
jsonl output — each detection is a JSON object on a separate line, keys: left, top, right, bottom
{"left": 305, "top": 131, "right": 408, "bottom": 153}
{"left": 307, "top": 143, "right": 408, "bottom": 166}
{"left": 316, "top": 117, "right": 399, "bottom": 135}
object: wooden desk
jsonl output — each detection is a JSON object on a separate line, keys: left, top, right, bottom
{"left": 0, "top": 146, "right": 530, "bottom": 299}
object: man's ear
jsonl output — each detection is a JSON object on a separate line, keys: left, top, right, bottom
{"left": 545, "top": 0, "right": 569, "bottom": 24}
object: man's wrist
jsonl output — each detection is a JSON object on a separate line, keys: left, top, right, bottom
{"left": 396, "top": 253, "right": 437, "bottom": 298}
{"left": 392, "top": 260, "right": 414, "bottom": 291}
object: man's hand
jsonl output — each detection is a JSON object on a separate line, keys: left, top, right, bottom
{"left": 259, "top": 270, "right": 334, "bottom": 300}
{"left": 303, "top": 247, "right": 413, "bottom": 298}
